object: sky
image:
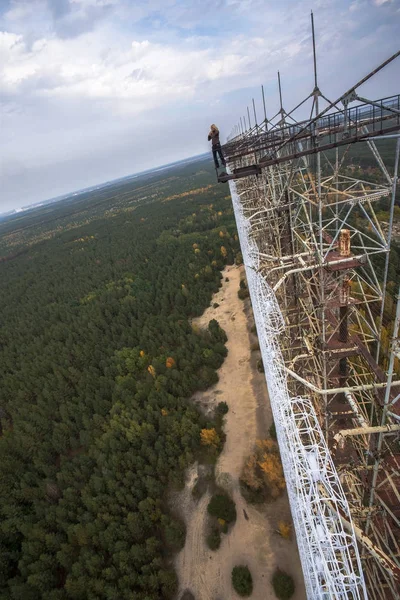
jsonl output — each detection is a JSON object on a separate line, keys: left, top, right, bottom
{"left": 0, "top": 0, "right": 399, "bottom": 212}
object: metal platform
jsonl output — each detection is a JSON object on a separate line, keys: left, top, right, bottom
{"left": 217, "top": 164, "right": 262, "bottom": 183}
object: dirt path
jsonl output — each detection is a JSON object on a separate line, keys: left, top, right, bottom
{"left": 174, "top": 265, "right": 306, "bottom": 600}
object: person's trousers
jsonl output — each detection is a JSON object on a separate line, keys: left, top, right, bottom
{"left": 212, "top": 143, "right": 226, "bottom": 168}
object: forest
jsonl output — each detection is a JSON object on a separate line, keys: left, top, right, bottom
{"left": 0, "top": 159, "right": 240, "bottom": 599}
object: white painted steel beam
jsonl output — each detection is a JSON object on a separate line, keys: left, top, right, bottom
{"left": 229, "top": 178, "right": 368, "bottom": 600}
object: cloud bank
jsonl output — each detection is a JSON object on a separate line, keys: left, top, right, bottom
{"left": 1, "top": 0, "right": 399, "bottom": 211}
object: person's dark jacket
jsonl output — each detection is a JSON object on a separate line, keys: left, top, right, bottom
{"left": 208, "top": 129, "right": 220, "bottom": 147}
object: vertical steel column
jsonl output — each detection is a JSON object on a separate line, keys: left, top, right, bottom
{"left": 261, "top": 84, "right": 268, "bottom": 131}
{"left": 365, "top": 285, "right": 400, "bottom": 539}
{"left": 376, "top": 136, "right": 400, "bottom": 362}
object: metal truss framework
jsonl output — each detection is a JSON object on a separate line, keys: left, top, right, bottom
{"left": 224, "top": 19, "right": 400, "bottom": 600}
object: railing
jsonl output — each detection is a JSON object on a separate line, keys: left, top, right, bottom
{"left": 224, "top": 94, "right": 400, "bottom": 163}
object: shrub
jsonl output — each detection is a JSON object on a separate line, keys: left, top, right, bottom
{"left": 197, "top": 366, "right": 219, "bottom": 390}
{"left": 213, "top": 303, "right": 220, "bottom": 309}
{"left": 272, "top": 569, "right": 295, "bottom": 599}
{"left": 277, "top": 521, "right": 292, "bottom": 540}
{"left": 235, "top": 251, "right": 243, "bottom": 265}
{"left": 240, "top": 439, "right": 285, "bottom": 502}
{"left": 216, "top": 401, "right": 229, "bottom": 415}
{"left": 208, "top": 319, "right": 228, "bottom": 343}
{"left": 225, "top": 277, "right": 230, "bottom": 282}
{"left": 159, "top": 569, "right": 178, "bottom": 599}
{"left": 257, "top": 440, "right": 285, "bottom": 499}
{"left": 214, "top": 342, "right": 228, "bottom": 357}
{"left": 200, "top": 428, "right": 221, "bottom": 449}
{"left": 256, "top": 358, "right": 264, "bottom": 373}
{"left": 232, "top": 565, "right": 253, "bottom": 597}
{"left": 238, "top": 288, "right": 250, "bottom": 300}
{"left": 269, "top": 422, "right": 277, "bottom": 440}
{"left": 250, "top": 324, "right": 257, "bottom": 334}
{"left": 207, "top": 527, "right": 221, "bottom": 550}
{"left": 239, "top": 279, "right": 247, "bottom": 290}
{"left": 250, "top": 341, "right": 260, "bottom": 352}
{"left": 162, "top": 516, "right": 186, "bottom": 551}
{"left": 207, "top": 493, "right": 236, "bottom": 523}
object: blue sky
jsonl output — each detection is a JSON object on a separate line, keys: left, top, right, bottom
{"left": 1, "top": 0, "right": 399, "bottom": 212}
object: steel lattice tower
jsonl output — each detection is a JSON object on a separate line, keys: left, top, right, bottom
{"left": 222, "top": 17, "right": 400, "bottom": 599}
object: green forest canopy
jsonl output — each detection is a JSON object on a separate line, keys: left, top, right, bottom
{"left": 0, "top": 159, "right": 240, "bottom": 599}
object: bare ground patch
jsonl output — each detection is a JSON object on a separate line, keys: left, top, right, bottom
{"left": 174, "top": 265, "right": 306, "bottom": 600}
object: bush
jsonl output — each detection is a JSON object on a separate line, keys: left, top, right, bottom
{"left": 159, "top": 569, "right": 178, "bottom": 599}
{"left": 197, "top": 366, "right": 219, "bottom": 390}
{"left": 216, "top": 401, "right": 229, "bottom": 415}
{"left": 214, "top": 342, "right": 228, "bottom": 358}
{"left": 238, "top": 288, "right": 250, "bottom": 300}
{"left": 269, "top": 422, "right": 277, "bottom": 440}
{"left": 207, "top": 493, "right": 236, "bottom": 523}
{"left": 277, "top": 521, "right": 292, "bottom": 539}
{"left": 207, "top": 527, "right": 221, "bottom": 550}
{"left": 225, "top": 277, "right": 229, "bottom": 282}
{"left": 272, "top": 569, "right": 295, "bottom": 599}
{"left": 235, "top": 251, "right": 243, "bottom": 265}
{"left": 239, "top": 279, "right": 247, "bottom": 290}
{"left": 200, "top": 428, "right": 221, "bottom": 450}
{"left": 240, "top": 439, "right": 285, "bottom": 502}
{"left": 162, "top": 516, "right": 186, "bottom": 551}
{"left": 250, "top": 341, "right": 260, "bottom": 352}
{"left": 213, "top": 303, "right": 220, "bottom": 309}
{"left": 256, "top": 358, "right": 264, "bottom": 373}
{"left": 232, "top": 566, "right": 253, "bottom": 597}
{"left": 208, "top": 319, "right": 228, "bottom": 343}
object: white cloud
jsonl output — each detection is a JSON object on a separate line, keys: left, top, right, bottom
{"left": 0, "top": 0, "right": 399, "bottom": 210}
{"left": 0, "top": 19, "right": 305, "bottom": 113}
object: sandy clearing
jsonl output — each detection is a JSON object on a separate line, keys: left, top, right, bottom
{"left": 174, "top": 265, "right": 306, "bottom": 600}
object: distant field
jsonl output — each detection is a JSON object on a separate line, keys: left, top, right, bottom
{"left": 0, "top": 157, "right": 219, "bottom": 258}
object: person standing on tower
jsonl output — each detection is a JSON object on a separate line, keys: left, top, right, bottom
{"left": 208, "top": 124, "right": 226, "bottom": 169}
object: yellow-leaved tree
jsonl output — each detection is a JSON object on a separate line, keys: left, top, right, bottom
{"left": 241, "top": 454, "right": 263, "bottom": 490}
{"left": 257, "top": 439, "right": 285, "bottom": 499}
{"left": 240, "top": 438, "right": 285, "bottom": 500}
{"left": 278, "top": 521, "right": 292, "bottom": 539}
{"left": 200, "top": 428, "right": 220, "bottom": 449}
